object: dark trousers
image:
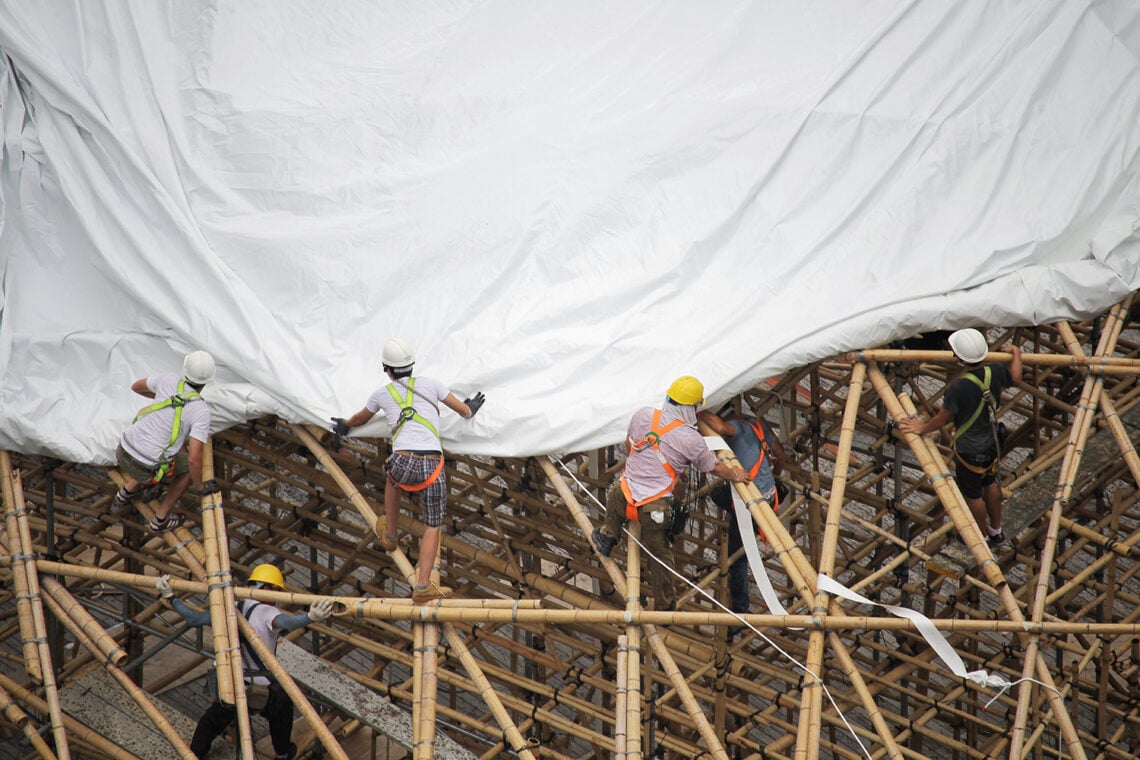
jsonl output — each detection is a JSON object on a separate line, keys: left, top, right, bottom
{"left": 190, "top": 683, "right": 293, "bottom": 758}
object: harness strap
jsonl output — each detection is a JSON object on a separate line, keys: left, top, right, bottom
{"left": 237, "top": 600, "right": 273, "bottom": 675}
{"left": 746, "top": 420, "right": 771, "bottom": 484}
{"left": 387, "top": 379, "right": 440, "bottom": 443}
{"left": 622, "top": 409, "right": 685, "bottom": 520}
{"left": 952, "top": 367, "right": 993, "bottom": 444}
{"left": 391, "top": 454, "right": 445, "bottom": 493}
{"left": 132, "top": 380, "right": 200, "bottom": 483}
{"left": 954, "top": 450, "right": 1000, "bottom": 476}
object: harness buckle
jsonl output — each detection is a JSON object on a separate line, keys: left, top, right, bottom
{"left": 399, "top": 407, "right": 416, "bottom": 422}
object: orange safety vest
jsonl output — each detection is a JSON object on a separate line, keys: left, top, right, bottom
{"left": 620, "top": 409, "right": 685, "bottom": 520}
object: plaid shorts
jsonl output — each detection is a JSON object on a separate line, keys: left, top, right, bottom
{"left": 385, "top": 452, "right": 447, "bottom": 527}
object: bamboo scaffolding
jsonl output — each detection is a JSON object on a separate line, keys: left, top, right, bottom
{"left": 1, "top": 460, "right": 71, "bottom": 760}
{"left": 200, "top": 443, "right": 255, "bottom": 759}
{"left": 624, "top": 522, "right": 642, "bottom": 760}
{"left": 0, "top": 680, "right": 57, "bottom": 759}
{"left": 38, "top": 576, "right": 125, "bottom": 666}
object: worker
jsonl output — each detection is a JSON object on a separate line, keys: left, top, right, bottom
{"left": 700, "top": 404, "right": 786, "bottom": 616}
{"left": 898, "top": 328, "right": 1022, "bottom": 547}
{"left": 591, "top": 376, "right": 749, "bottom": 610}
{"left": 331, "top": 338, "right": 484, "bottom": 603}
{"left": 112, "top": 350, "right": 218, "bottom": 532}
{"left": 156, "top": 564, "right": 334, "bottom": 760}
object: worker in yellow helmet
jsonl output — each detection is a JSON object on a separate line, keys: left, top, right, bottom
{"left": 591, "top": 376, "right": 748, "bottom": 610}
{"left": 156, "top": 564, "right": 334, "bottom": 760}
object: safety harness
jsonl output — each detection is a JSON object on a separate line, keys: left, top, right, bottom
{"left": 620, "top": 409, "right": 685, "bottom": 520}
{"left": 747, "top": 419, "right": 780, "bottom": 512}
{"left": 386, "top": 379, "right": 445, "bottom": 492}
{"left": 132, "top": 379, "right": 200, "bottom": 483}
{"left": 952, "top": 367, "right": 1001, "bottom": 476}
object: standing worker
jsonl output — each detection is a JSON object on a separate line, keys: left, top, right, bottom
{"left": 700, "top": 404, "right": 786, "bottom": 616}
{"left": 898, "top": 328, "right": 1022, "bottom": 546}
{"left": 591, "top": 376, "right": 749, "bottom": 611}
{"left": 331, "top": 338, "right": 484, "bottom": 603}
{"left": 111, "top": 350, "right": 218, "bottom": 532}
{"left": 156, "top": 565, "right": 334, "bottom": 760}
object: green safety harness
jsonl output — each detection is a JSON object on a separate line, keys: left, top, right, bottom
{"left": 386, "top": 378, "right": 445, "bottom": 493}
{"left": 952, "top": 367, "right": 1002, "bottom": 475}
{"left": 132, "top": 379, "right": 200, "bottom": 483}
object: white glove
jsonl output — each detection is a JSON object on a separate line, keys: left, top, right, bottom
{"left": 308, "top": 598, "right": 334, "bottom": 623}
{"left": 156, "top": 575, "right": 174, "bottom": 599}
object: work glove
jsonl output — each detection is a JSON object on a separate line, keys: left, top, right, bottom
{"left": 330, "top": 417, "right": 350, "bottom": 437}
{"left": 308, "top": 598, "right": 334, "bottom": 623}
{"left": 464, "top": 392, "right": 486, "bottom": 417}
{"left": 200, "top": 479, "right": 220, "bottom": 496}
{"left": 156, "top": 575, "right": 174, "bottom": 599}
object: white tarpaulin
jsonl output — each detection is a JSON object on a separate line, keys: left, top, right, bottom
{"left": 1, "top": 1, "right": 1139, "bottom": 463}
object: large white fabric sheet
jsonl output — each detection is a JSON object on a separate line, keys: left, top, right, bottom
{"left": 1, "top": 1, "right": 1138, "bottom": 463}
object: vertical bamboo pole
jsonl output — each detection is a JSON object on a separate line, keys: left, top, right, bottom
{"left": 412, "top": 620, "right": 425, "bottom": 757}
{"left": 200, "top": 444, "right": 254, "bottom": 760}
{"left": 615, "top": 634, "right": 628, "bottom": 758}
{"left": 540, "top": 457, "right": 731, "bottom": 760}
{"left": 625, "top": 522, "right": 643, "bottom": 760}
{"left": 0, "top": 452, "right": 42, "bottom": 683}
{"left": 796, "top": 362, "right": 865, "bottom": 760}
{"left": 3, "top": 463, "right": 71, "bottom": 759}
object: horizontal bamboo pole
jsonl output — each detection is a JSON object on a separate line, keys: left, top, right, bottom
{"left": 842, "top": 348, "right": 1140, "bottom": 370}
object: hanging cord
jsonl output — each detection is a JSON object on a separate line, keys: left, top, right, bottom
{"left": 552, "top": 455, "right": 874, "bottom": 760}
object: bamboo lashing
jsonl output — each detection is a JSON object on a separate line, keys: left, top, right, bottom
{"left": 2, "top": 461, "right": 71, "bottom": 760}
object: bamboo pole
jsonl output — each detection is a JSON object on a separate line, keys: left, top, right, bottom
{"left": 797, "top": 362, "right": 866, "bottom": 760}
{"left": 0, "top": 680, "right": 58, "bottom": 760}
{"left": 1, "top": 451, "right": 43, "bottom": 683}
{"left": 625, "top": 522, "right": 642, "bottom": 760}
{"left": 540, "top": 456, "right": 731, "bottom": 760}
{"left": 615, "top": 634, "right": 628, "bottom": 758}
{"left": 200, "top": 444, "right": 255, "bottom": 760}
{"left": 412, "top": 619, "right": 425, "bottom": 757}
{"left": 3, "top": 464, "right": 71, "bottom": 760}
{"left": 841, "top": 348, "right": 1140, "bottom": 370}
{"left": 39, "top": 576, "right": 126, "bottom": 666}
{"left": 38, "top": 588, "right": 195, "bottom": 758}
{"left": 33, "top": 559, "right": 1140, "bottom": 635}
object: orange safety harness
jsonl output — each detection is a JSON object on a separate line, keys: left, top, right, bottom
{"left": 620, "top": 409, "right": 685, "bottom": 520}
{"left": 386, "top": 379, "right": 445, "bottom": 492}
{"left": 747, "top": 420, "right": 780, "bottom": 513}
{"left": 392, "top": 454, "right": 445, "bottom": 493}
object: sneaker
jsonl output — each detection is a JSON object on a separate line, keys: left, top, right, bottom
{"left": 411, "top": 581, "right": 453, "bottom": 604}
{"left": 987, "top": 530, "right": 1008, "bottom": 549}
{"left": 112, "top": 488, "right": 138, "bottom": 509}
{"left": 592, "top": 527, "right": 616, "bottom": 558}
{"left": 148, "top": 512, "right": 186, "bottom": 533}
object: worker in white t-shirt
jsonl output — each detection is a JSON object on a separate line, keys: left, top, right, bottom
{"left": 112, "top": 350, "right": 216, "bottom": 532}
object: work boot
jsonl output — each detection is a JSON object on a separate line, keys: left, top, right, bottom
{"left": 411, "top": 581, "right": 453, "bottom": 604}
{"left": 148, "top": 512, "right": 186, "bottom": 533}
{"left": 591, "top": 527, "right": 616, "bottom": 558}
{"left": 275, "top": 742, "right": 297, "bottom": 760}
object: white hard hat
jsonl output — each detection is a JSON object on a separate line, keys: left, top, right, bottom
{"left": 381, "top": 338, "right": 415, "bottom": 369}
{"left": 182, "top": 350, "right": 216, "bottom": 385}
{"left": 948, "top": 329, "right": 988, "bottom": 364}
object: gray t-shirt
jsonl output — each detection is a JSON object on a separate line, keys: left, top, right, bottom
{"left": 121, "top": 373, "right": 211, "bottom": 465}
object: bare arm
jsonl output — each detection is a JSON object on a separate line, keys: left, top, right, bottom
{"left": 343, "top": 407, "right": 376, "bottom": 429}
{"left": 186, "top": 437, "right": 206, "bottom": 490}
{"left": 697, "top": 410, "right": 735, "bottom": 438}
{"left": 131, "top": 378, "right": 155, "bottom": 399}
{"left": 442, "top": 393, "right": 473, "bottom": 419}
{"left": 898, "top": 407, "right": 953, "bottom": 437}
{"left": 1004, "top": 344, "right": 1023, "bottom": 385}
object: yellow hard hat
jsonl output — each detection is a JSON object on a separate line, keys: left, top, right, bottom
{"left": 247, "top": 564, "right": 285, "bottom": 590}
{"left": 666, "top": 375, "right": 704, "bottom": 406}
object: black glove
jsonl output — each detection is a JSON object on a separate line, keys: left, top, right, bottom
{"left": 330, "top": 417, "right": 350, "bottom": 436}
{"left": 200, "top": 479, "right": 220, "bottom": 496}
{"left": 464, "top": 392, "right": 486, "bottom": 417}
